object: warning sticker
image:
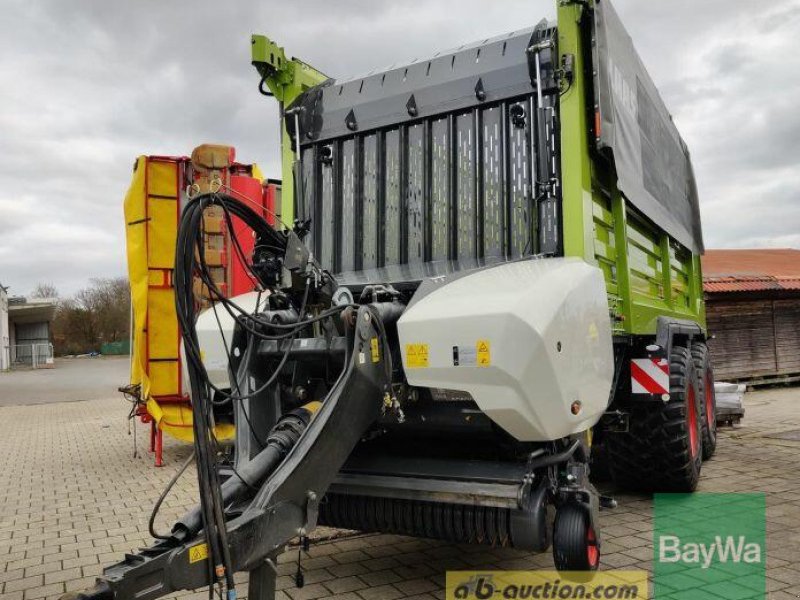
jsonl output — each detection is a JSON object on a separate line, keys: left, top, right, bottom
{"left": 189, "top": 543, "right": 208, "bottom": 564}
{"left": 405, "top": 343, "right": 429, "bottom": 368}
{"left": 370, "top": 337, "right": 380, "bottom": 363}
{"left": 476, "top": 339, "right": 491, "bottom": 367}
{"left": 453, "top": 345, "right": 477, "bottom": 366}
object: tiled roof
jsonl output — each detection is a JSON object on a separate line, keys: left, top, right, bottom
{"left": 702, "top": 249, "right": 800, "bottom": 294}
{"left": 703, "top": 248, "right": 800, "bottom": 278}
{"left": 704, "top": 276, "right": 800, "bottom": 293}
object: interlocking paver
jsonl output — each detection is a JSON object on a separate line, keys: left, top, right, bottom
{"left": 356, "top": 583, "right": 405, "bottom": 600}
{"left": 3, "top": 574, "right": 43, "bottom": 594}
{"left": 284, "top": 582, "right": 329, "bottom": 600}
{"left": 0, "top": 386, "right": 797, "bottom": 600}
{"left": 24, "top": 581, "right": 64, "bottom": 600}
{"left": 327, "top": 561, "right": 370, "bottom": 578}
{"left": 323, "top": 575, "right": 367, "bottom": 595}
{"left": 393, "top": 577, "right": 439, "bottom": 596}
{"left": 359, "top": 569, "right": 404, "bottom": 587}
{"left": 24, "top": 562, "right": 62, "bottom": 579}
{"left": 44, "top": 567, "right": 81, "bottom": 586}
{"left": 316, "top": 593, "right": 363, "bottom": 600}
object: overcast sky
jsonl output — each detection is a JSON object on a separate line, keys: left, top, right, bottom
{"left": 1, "top": 0, "right": 799, "bottom": 296}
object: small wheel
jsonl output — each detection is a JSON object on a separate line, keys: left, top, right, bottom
{"left": 553, "top": 504, "right": 599, "bottom": 571}
{"left": 691, "top": 342, "right": 717, "bottom": 460}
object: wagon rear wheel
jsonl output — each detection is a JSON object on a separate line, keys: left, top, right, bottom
{"left": 607, "top": 344, "right": 703, "bottom": 492}
{"left": 692, "top": 342, "right": 717, "bottom": 460}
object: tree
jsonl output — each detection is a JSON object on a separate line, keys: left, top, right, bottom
{"left": 51, "top": 278, "right": 130, "bottom": 355}
{"left": 75, "top": 278, "right": 130, "bottom": 343}
{"left": 52, "top": 300, "right": 94, "bottom": 355}
{"left": 30, "top": 282, "right": 59, "bottom": 299}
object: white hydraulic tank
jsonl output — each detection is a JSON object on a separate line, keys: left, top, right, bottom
{"left": 397, "top": 258, "right": 614, "bottom": 442}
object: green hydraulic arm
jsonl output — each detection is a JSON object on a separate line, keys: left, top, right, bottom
{"left": 251, "top": 35, "right": 328, "bottom": 225}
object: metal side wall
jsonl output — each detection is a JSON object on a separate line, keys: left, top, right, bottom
{"left": 557, "top": 0, "right": 705, "bottom": 337}
{"left": 301, "top": 98, "right": 543, "bottom": 274}
{"left": 290, "top": 24, "right": 562, "bottom": 281}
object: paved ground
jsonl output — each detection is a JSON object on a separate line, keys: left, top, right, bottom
{"left": 1, "top": 386, "right": 799, "bottom": 600}
{"left": 0, "top": 357, "right": 129, "bottom": 406}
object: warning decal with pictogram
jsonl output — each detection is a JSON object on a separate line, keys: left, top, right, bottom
{"left": 405, "top": 343, "right": 429, "bottom": 368}
{"left": 476, "top": 339, "right": 491, "bottom": 367}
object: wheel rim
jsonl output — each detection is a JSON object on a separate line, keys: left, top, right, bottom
{"left": 705, "top": 371, "right": 715, "bottom": 432}
{"left": 687, "top": 384, "right": 699, "bottom": 457}
{"left": 587, "top": 525, "right": 599, "bottom": 567}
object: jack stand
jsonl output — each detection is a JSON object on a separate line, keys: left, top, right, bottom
{"left": 149, "top": 420, "right": 164, "bottom": 467}
{"left": 294, "top": 536, "right": 310, "bottom": 588}
{"left": 248, "top": 554, "right": 279, "bottom": 600}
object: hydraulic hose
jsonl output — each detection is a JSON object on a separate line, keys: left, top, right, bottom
{"left": 174, "top": 192, "right": 292, "bottom": 596}
{"left": 172, "top": 403, "right": 320, "bottom": 541}
{"left": 149, "top": 451, "right": 196, "bottom": 540}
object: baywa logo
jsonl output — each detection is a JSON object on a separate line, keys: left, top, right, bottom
{"left": 659, "top": 534, "right": 762, "bottom": 569}
{"left": 654, "top": 493, "right": 766, "bottom": 599}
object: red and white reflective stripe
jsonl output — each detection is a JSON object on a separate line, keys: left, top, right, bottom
{"left": 631, "top": 358, "right": 670, "bottom": 395}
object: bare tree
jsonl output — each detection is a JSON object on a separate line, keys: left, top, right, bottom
{"left": 52, "top": 278, "right": 131, "bottom": 355}
{"left": 74, "top": 278, "right": 130, "bottom": 343}
{"left": 30, "top": 282, "right": 59, "bottom": 299}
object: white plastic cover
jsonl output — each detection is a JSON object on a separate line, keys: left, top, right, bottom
{"left": 191, "top": 292, "right": 268, "bottom": 391}
{"left": 397, "top": 258, "right": 614, "bottom": 442}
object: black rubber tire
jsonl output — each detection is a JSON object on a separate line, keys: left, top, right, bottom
{"left": 692, "top": 342, "right": 717, "bottom": 460}
{"left": 553, "top": 504, "right": 599, "bottom": 571}
{"left": 607, "top": 345, "right": 703, "bottom": 492}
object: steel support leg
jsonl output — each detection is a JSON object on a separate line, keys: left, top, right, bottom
{"left": 154, "top": 427, "right": 163, "bottom": 468}
{"left": 247, "top": 556, "right": 278, "bottom": 600}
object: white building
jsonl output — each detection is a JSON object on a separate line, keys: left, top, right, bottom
{"left": 7, "top": 296, "right": 57, "bottom": 368}
{"left": 0, "top": 287, "right": 57, "bottom": 370}
{"left": 0, "top": 284, "right": 9, "bottom": 371}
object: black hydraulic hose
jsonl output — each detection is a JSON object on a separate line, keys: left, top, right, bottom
{"left": 259, "top": 73, "right": 274, "bottom": 97}
{"left": 149, "top": 451, "right": 196, "bottom": 540}
{"left": 367, "top": 301, "right": 406, "bottom": 325}
{"left": 172, "top": 406, "right": 314, "bottom": 541}
{"left": 176, "top": 194, "right": 284, "bottom": 595}
{"left": 174, "top": 192, "right": 338, "bottom": 597}
{"left": 176, "top": 202, "right": 224, "bottom": 590}
{"left": 528, "top": 439, "right": 583, "bottom": 471}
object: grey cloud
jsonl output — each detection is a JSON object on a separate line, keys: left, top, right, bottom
{"left": 1, "top": 0, "right": 798, "bottom": 295}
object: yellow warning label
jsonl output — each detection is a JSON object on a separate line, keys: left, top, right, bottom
{"left": 188, "top": 543, "right": 208, "bottom": 564}
{"left": 476, "top": 339, "right": 491, "bottom": 367}
{"left": 405, "top": 343, "right": 429, "bottom": 368}
{"left": 370, "top": 337, "right": 380, "bottom": 363}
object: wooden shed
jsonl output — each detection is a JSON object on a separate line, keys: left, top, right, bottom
{"left": 703, "top": 249, "right": 800, "bottom": 383}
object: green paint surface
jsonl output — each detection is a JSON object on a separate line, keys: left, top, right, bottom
{"left": 557, "top": 0, "right": 706, "bottom": 335}
{"left": 654, "top": 493, "right": 766, "bottom": 599}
